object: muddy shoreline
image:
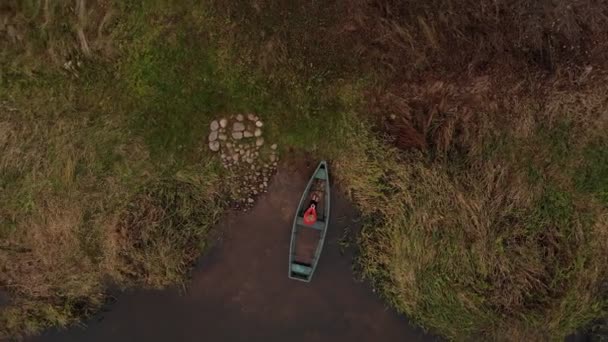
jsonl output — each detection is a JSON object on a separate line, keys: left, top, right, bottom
{"left": 34, "top": 163, "right": 437, "bottom": 342}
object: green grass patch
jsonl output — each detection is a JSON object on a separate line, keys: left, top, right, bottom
{"left": 576, "top": 140, "right": 608, "bottom": 205}
{"left": 116, "top": 1, "right": 366, "bottom": 162}
{"left": 524, "top": 185, "right": 577, "bottom": 237}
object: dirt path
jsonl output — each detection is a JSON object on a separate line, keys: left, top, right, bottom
{"left": 35, "top": 162, "right": 437, "bottom": 342}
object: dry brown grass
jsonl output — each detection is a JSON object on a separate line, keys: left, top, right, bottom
{"left": 347, "top": 70, "right": 608, "bottom": 342}
{"left": 376, "top": 76, "right": 496, "bottom": 155}
{"left": 0, "top": 53, "right": 225, "bottom": 340}
{"left": 114, "top": 178, "right": 224, "bottom": 288}
{"left": 0, "top": 0, "right": 116, "bottom": 73}
{"left": 0, "top": 97, "right": 224, "bottom": 338}
{"left": 0, "top": 90, "right": 131, "bottom": 336}
{"left": 1, "top": 132, "right": 93, "bottom": 335}
{"left": 322, "top": 1, "right": 608, "bottom": 339}
{"left": 339, "top": 89, "right": 608, "bottom": 339}
{"left": 345, "top": 0, "right": 608, "bottom": 77}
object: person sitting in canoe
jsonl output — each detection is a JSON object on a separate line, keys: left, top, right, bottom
{"left": 303, "top": 193, "right": 320, "bottom": 225}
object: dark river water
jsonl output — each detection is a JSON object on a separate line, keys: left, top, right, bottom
{"left": 33, "top": 162, "right": 438, "bottom": 342}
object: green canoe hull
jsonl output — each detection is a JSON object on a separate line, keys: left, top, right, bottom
{"left": 288, "top": 161, "right": 330, "bottom": 282}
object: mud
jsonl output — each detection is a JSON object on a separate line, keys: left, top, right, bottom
{"left": 34, "top": 161, "right": 437, "bottom": 342}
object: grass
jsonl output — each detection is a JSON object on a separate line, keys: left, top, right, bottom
{"left": 576, "top": 141, "right": 608, "bottom": 205}
{"left": 0, "top": 0, "right": 364, "bottom": 338}
{"left": 340, "top": 2, "right": 608, "bottom": 338}
{"left": 348, "top": 115, "right": 608, "bottom": 339}
{"left": 116, "top": 177, "right": 224, "bottom": 286}
{"left": 348, "top": 90, "right": 608, "bottom": 340}
{"left": 2, "top": 0, "right": 608, "bottom": 340}
{"left": 0, "top": 1, "right": 228, "bottom": 337}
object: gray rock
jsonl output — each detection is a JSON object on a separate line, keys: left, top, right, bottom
{"left": 256, "top": 137, "right": 264, "bottom": 147}
{"left": 244, "top": 131, "right": 253, "bottom": 138}
{"left": 219, "top": 133, "right": 227, "bottom": 141}
{"left": 209, "top": 141, "right": 220, "bottom": 152}
{"left": 263, "top": 181, "right": 268, "bottom": 187}
{"left": 263, "top": 177, "right": 268, "bottom": 182}
{"left": 232, "top": 131, "right": 243, "bottom": 140}
{"left": 236, "top": 114, "right": 244, "bottom": 121}
{"left": 208, "top": 131, "right": 218, "bottom": 142}
{"left": 270, "top": 154, "right": 277, "bottom": 162}
{"left": 232, "top": 153, "right": 240, "bottom": 162}
{"left": 247, "top": 113, "right": 257, "bottom": 121}
{"left": 253, "top": 190, "right": 258, "bottom": 195}
{"left": 246, "top": 158, "right": 253, "bottom": 164}
{"left": 247, "top": 198, "right": 254, "bottom": 203}
{"left": 254, "top": 128, "right": 262, "bottom": 137}
{"left": 255, "top": 120, "right": 263, "bottom": 128}
{"left": 233, "top": 122, "right": 245, "bottom": 132}
{"left": 226, "top": 142, "right": 232, "bottom": 148}
{"left": 271, "top": 144, "right": 278, "bottom": 150}
{"left": 210, "top": 120, "right": 219, "bottom": 131}
{"left": 219, "top": 118, "right": 228, "bottom": 128}
{"left": 259, "top": 183, "right": 264, "bottom": 189}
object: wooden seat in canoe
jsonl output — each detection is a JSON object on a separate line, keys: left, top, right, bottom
{"left": 291, "top": 263, "right": 313, "bottom": 277}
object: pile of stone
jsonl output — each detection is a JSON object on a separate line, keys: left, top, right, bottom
{"left": 208, "top": 114, "right": 279, "bottom": 209}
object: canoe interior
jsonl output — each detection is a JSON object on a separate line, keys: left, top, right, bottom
{"left": 298, "top": 179, "right": 326, "bottom": 221}
{"left": 293, "top": 227, "right": 321, "bottom": 266}
{"left": 289, "top": 161, "right": 330, "bottom": 282}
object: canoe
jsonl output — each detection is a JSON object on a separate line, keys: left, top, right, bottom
{"left": 288, "top": 161, "right": 330, "bottom": 282}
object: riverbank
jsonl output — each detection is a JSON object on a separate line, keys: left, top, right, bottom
{"left": 2, "top": 1, "right": 608, "bottom": 340}
{"left": 33, "top": 163, "right": 438, "bottom": 342}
